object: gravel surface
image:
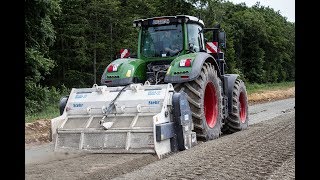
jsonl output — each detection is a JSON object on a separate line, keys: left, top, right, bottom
{"left": 25, "top": 98, "right": 295, "bottom": 180}
{"left": 113, "top": 111, "right": 295, "bottom": 180}
{"left": 248, "top": 98, "right": 294, "bottom": 125}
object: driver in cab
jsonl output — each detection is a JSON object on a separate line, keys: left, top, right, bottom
{"left": 162, "top": 31, "right": 180, "bottom": 56}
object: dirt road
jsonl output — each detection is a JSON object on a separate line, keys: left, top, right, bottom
{"left": 25, "top": 98, "right": 295, "bottom": 180}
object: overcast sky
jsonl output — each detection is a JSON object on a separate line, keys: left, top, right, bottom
{"left": 226, "top": 0, "right": 295, "bottom": 22}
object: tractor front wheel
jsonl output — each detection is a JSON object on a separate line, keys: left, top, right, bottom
{"left": 174, "top": 62, "right": 223, "bottom": 141}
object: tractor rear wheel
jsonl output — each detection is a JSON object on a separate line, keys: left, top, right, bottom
{"left": 174, "top": 62, "right": 223, "bottom": 141}
{"left": 223, "top": 78, "right": 249, "bottom": 133}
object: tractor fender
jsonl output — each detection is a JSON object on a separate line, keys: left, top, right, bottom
{"left": 222, "top": 74, "right": 239, "bottom": 113}
{"left": 190, "top": 52, "right": 221, "bottom": 80}
{"left": 164, "top": 52, "right": 221, "bottom": 83}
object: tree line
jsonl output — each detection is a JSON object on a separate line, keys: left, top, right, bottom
{"left": 25, "top": 0, "right": 295, "bottom": 115}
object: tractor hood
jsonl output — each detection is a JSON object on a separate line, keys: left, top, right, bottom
{"left": 101, "top": 58, "right": 146, "bottom": 86}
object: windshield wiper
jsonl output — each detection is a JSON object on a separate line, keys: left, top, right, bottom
{"left": 172, "top": 49, "right": 183, "bottom": 56}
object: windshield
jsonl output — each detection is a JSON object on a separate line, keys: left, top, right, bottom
{"left": 141, "top": 24, "right": 183, "bottom": 58}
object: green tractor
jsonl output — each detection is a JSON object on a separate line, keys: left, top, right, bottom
{"left": 100, "top": 15, "right": 249, "bottom": 140}
{"left": 53, "top": 15, "right": 249, "bottom": 157}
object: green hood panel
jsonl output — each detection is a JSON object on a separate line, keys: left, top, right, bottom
{"left": 164, "top": 52, "right": 217, "bottom": 83}
{"left": 101, "top": 58, "right": 146, "bottom": 86}
{"left": 105, "top": 58, "right": 145, "bottom": 79}
{"left": 166, "top": 53, "right": 197, "bottom": 76}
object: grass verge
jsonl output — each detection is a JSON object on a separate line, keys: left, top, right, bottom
{"left": 246, "top": 81, "right": 295, "bottom": 95}
{"left": 25, "top": 104, "right": 60, "bottom": 123}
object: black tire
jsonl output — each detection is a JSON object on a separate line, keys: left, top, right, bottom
{"left": 174, "top": 62, "right": 223, "bottom": 141}
{"left": 223, "top": 79, "right": 249, "bottom": 133}
{"left": 59, "top": 96, "right": 69, "bottom": 115}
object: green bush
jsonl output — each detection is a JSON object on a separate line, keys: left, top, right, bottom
{"left": 25, "top": 82, "right": 49, "bottom": 115}
{"left": 25, "top": 82, "right": 70, "bottom": 116}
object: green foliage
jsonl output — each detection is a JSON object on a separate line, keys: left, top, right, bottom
{"left": 25, "top": 0, "right": 61, "bottom": 50}
{"left": 64, "top": 70, "right": 94, "bottom": 88}
{"left": 25, "top": 83, "right": 70, "bottom": 123}
{"left": 25, "top": 48, "right": 55, "bottom": 83}
{"left": 25, "top": 82, "right": 70, "bottom": 116}
{"left": 25, "top": 105, "right": 60, "bottom": 123}
{"left": 25, "top": 0, "right": 62, "bottom": 116}
{"left": 47, "top": 0, "right": 122, "bottom": 87}
{"left": 25, "top": 0, "right": 61, "bottom": 84}
{"left": 25, "top": 82, "right": 49, "bottom": 115}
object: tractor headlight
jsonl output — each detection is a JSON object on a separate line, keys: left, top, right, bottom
{"left": 179, "top": 59, "right": 192, "bottom": 67}
{"left": 107, "top": 64, "right": 119, "bottom": 72}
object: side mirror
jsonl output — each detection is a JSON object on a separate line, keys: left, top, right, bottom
{"left": 188, "top": 43, "right": 195, "bottom": 53}
{"left": 218, "top": 31, "right": 226, "bottom": 49}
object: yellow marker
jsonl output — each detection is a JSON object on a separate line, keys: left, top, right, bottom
{"left": 166, "top": 66, "right": 171, "bottom": 75}
{"left": 126, "top": 70, "right": 132, "bottom": 77}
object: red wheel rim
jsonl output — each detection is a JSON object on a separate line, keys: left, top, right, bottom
{"left": 239, "top": 92, "right": 247, "bottom": 123}
{"left": 204, "top": 82, "right": 218, "bottom": 128}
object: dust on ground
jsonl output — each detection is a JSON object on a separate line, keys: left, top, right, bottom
{"left": 25, "top": 87, "right": 295, "bottom": 146}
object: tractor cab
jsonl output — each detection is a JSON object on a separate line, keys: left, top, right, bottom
{"left": 133, "top": 15, "right": 206, "bottom": 59}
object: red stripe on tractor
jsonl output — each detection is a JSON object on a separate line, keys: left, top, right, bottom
{"left": 120, "top": 49, "right": 130, "bottom": 58}
{"left": 206, "top": 43, "right": 216, "bottom": 53}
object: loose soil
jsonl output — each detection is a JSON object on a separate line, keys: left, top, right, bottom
{"left": 25, "top": 119, "right": 51, "bottom": 146}
{"left": 25, "top": 86, "right": 295, "bottom": 146}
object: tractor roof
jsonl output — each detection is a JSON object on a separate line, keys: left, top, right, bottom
{"left": 133, "top": 15, "right": 205, "bottom": 28}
